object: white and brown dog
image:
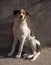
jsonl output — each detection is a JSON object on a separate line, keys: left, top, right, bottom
{"left": 8, "top": 9, "right": 41, "bottom": 61}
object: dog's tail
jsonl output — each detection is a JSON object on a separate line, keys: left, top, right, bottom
{"left": 32, "top": 36, "right": 40, "bottom": 46}
{"left": 35, "top": 39, "right": 40, "bottom": 46}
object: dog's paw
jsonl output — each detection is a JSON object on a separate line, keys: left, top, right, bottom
{"left": 23, "top": 54, "right": 33, "bottom": 59}
{"left": 23, "top": 54, "right": 28, "bottom": 58}
{"left": 27, "top": 54, "right": 33, "bottom": 59}
{"left": 30, "top": 58, "right": 35, "bottom": 61}
{"left": 16, "top": 55, "right": 21, "bottom": 58}
{"left": 8, "top": 52, "right": 13, "bottom": 56}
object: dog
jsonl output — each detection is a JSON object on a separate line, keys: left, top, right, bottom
{"left": 8, "top": 9, "right": 41, "bottom": 61}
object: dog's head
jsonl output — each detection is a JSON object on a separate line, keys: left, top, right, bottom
{"left": 13, "top": 9, "right": 30, "bottom": 20}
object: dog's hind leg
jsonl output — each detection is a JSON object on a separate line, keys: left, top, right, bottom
{"left": 27, "top": 35, "right": 41, "bottom": 61}
{"left": 30, "top": 52, "right": 40, "bottom": 61}
{"left": 30, "top": 39, "right": 41, "bottom": 61}
{"left": 8, "top": 37, "right": 17, "bottom": 56}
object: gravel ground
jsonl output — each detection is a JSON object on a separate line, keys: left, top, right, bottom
{"left": 0, "top": 48, "right": 51, "bottom": 65}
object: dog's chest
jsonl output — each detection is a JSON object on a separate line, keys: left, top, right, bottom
{"left": 13, "top": 20, "right": 29, "bottom": 40}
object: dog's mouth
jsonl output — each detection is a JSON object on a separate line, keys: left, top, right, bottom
{"left": 20, "top": 15, "right": 23, "bottom": 19}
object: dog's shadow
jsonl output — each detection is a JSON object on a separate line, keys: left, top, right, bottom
{"left": 0, "top": 40, "right": 26, "bottom": 59}
{"left": 0, "top": 40, "right": 20, "bottom": 58}
{"left": 0, "top": 49, "right": 18, "bottom": 58}
{"left": 0, "top": 50, "right": 28, "bottom": 60}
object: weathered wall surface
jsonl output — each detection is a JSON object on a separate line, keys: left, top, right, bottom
{"left": 0, "top": 0, "right": 51, "bottom": 50}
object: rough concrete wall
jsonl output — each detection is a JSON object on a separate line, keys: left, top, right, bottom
{"left": 0, "top": 0, "right": 51, "bottom": 50}
{"left": 0, "top": 0, "right": 15, "bottom": 50}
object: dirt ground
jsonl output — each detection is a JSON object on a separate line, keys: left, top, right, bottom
{"left": 0, "top": 48, "right": 51, "bottom": 65}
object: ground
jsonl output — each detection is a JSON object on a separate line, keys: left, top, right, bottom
{"left": 0, "top": 48, "right": 51, "bottom": 65}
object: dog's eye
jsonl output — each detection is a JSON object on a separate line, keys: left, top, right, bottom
{"left": 22, "top": 11, "right": 26, "bottom": 15}
{"left": 23, "top": 12, "right": 25, "bottom": 15}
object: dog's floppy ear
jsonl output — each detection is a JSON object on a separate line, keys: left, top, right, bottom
{"left": 13, "top": 10, "right": 20, "bottom": 15}
{"left": 26, "top": 12, "right": 31, "bottom": 17}
{"left": 26, "top": 12, "right": 29, "bottom": 15}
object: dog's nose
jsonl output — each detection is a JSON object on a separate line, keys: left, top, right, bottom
{"left": 20, "top": 15, "right": 22, "bottom": 19}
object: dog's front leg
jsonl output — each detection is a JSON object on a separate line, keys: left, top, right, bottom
{"left": 8, "top": 37, "right": 17, "bottom": 56}
{"left": 16, "top": 36, "right": 26, "bottom": 58}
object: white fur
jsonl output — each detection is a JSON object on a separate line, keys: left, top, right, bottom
{"left": 8, "top": 9, "right": 41, "bottom": 61}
